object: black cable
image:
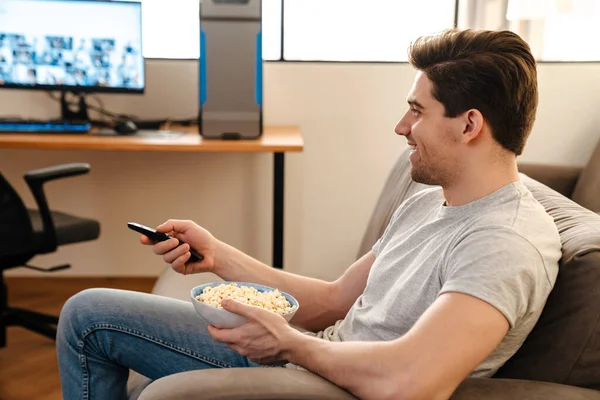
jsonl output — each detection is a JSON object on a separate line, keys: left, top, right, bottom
{"left": 46, "top": 91, "right": 129, "bottom": 121}
{"left": 45, "top": 91, "right": 198, "bottom": 127}
{"left": 89, "top": 93, "right": 111, "bottom": 123}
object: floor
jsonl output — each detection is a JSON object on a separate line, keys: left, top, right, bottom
{"left": 0, "top": 277, "right": 155, "bottom": 400}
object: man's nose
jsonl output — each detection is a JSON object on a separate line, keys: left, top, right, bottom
{"left": 394, "top": 116, "right": 410, "bottom": 137}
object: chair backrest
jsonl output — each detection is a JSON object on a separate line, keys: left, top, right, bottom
{"left": 571, "top": 138, "right": 600, "bottom": 213}
{"left": 0, "top": 173, "right": 34, "bottom": 260}
{"left": 495, "top": 175, "right": 600, "bottom": 390}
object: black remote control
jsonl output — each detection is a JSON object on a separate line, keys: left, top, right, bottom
{"left": 127, "top": 222, "right": 204, "bottom": 263}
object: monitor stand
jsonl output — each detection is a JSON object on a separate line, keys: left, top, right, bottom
{"left": 60, "top": 92, "right": 90, "bottom": 122}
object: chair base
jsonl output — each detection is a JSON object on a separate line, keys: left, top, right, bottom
{"left": 0, "top": 277, "right": 58, "bottom": 348}
{"left": 0, "top": 306, "right": 58, "bottom": 348}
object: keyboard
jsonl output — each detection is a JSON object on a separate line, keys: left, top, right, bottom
{"left": 0, "top": 119, "right": 91, "bottom": 134}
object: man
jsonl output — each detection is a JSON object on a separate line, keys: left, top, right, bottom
{"left": 57, "top": 29, "right": 561, "bottom": 400}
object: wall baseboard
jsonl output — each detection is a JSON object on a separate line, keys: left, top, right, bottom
{"left": 4, "top": 276, "right": 157, "bottom": 300}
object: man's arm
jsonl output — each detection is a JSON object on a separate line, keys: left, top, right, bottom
{"left": 285, "top": 292, "right": 509, "bottom": 400}
{"left": 215, "top": 241, "right": 375, "bottom": 332}
{"left": 148, "top": 219, "right": 376, "bottom": 332}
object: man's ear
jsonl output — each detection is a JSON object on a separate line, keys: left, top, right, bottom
{"left": 461, "top": 109, "right": 484, "bottom": 143}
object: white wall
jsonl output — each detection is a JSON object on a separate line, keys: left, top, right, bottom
{"left": 2, "top": 60, "right": 600, "bottom": 281}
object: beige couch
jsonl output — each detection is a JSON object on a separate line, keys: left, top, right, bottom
{"left": 130, "top": 143, "right": 600, "bottom": 400}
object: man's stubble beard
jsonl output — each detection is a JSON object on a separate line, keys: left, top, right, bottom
{"left": 410, "top": 158, "right": 455, "bottom": 187}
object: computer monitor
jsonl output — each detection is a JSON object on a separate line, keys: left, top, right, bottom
{"left": 0, "top": 0, "right": 144, "bottom": 119}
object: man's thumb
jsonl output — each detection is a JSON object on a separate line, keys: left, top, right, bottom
{"left": 156, "top": 219, "right": 182, "bottom": 233}
{"left": 222, "top": 299, "right": 253, "bottom": 317}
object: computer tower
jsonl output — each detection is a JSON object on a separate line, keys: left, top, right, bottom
{"left": 199, "top": 0, "right": 263, "bottom": 140}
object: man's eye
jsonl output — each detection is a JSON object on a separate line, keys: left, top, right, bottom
{"left": 410, "top": 108, "right": 421, "bottom": 116}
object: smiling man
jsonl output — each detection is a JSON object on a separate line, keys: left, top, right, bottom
{"left": 57, "top": 29, "right": 561, "bottom": 400}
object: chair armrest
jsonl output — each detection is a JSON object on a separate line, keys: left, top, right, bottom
{"left": 24, "top": 163, "right": 91, "bottom": 184}
{"left": 23, "top": 163, "right": 91, "bottom": 253}
{"left": 518, "top": 163, "right": 582, "bottom": 197}
{"left": 452, "top": 378, "right": 600, "bottom": 400}
{"left": 138, "top": 368, "right": 358, "bottom": 400}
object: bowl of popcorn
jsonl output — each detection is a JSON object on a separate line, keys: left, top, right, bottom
{"left": 190, "top": 282, "right": 299, "bottom": 329}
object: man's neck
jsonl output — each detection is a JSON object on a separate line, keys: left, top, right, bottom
{"left": 442, "top": 158, "right": 520, "bottom": 207}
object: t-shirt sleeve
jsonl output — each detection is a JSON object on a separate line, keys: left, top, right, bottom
{"left": 440, "top": 228, "right": 548, "bottom": 329}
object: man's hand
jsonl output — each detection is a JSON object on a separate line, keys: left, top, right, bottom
{"left": 140, "top": 219, "right": 219, "bottom": 275}
{"left": 208, "top": 299, "right": 306, "bottom": 365}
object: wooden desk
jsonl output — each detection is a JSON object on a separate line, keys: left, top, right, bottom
{"left": 0, "top": 125, "right": 303, "bottom": 269}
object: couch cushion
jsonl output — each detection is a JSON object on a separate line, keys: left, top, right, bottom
{"left": 151, "top": 267, "right": 223, "bottom": 302}
{"left": 356, "top": 148, "right": 432, "bottom": 258}
{"left": 572, "top": 139, "right": 600, "bottom": 213}
{"left": 495, "top": 174, "right": 600, "bottom": 390}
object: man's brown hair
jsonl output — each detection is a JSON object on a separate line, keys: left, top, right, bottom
{"left": 408, "top": 29, "right": 537, "bottom": 155}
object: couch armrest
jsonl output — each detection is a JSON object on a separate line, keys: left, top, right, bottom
{"left": 138, "top": 368, "right": 358, "bottom": 400}
{"left": 138, "top": 370, "right": 600, "bottom": 400}
{"left": 452, "top": 378, "right": 600, "bottom": 400}
{"left": 518, "top": 163, "right": 582, "bottom": 197}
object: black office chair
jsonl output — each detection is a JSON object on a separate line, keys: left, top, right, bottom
{"left": 0, "top": 163, "right": 100, "bottom": 347}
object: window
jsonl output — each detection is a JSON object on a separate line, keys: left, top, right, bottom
{"left": 120, "top": 0, "right": 600, "bottom": 62}
{"left": 281, "top": 0, "right": 456, "bottom": 62}
{"left": 121, "top": 0, "right": 277, "bottom": 60}
{"left": 121, "top": 0, "right": 200, "bottom": 59}
{"left": 458, "top": 0, "right": 600, "bottom": 61}
{"left": 261, "top": 0, "right": 282, "bottom": 60}
{"left": 121, "top": 0, "right": 455, "bottom": 61}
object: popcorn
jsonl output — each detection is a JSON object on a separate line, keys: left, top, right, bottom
{"left": 196, "top": 283, "right": 295, "bottom": 315}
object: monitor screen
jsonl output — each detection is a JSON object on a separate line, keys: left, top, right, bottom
{"left": 0, "top": 0, "right": 144, "bottom": 93}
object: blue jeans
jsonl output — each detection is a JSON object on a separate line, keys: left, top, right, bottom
{"left": 56, "top": 288, "right": 266, "bottom": 400}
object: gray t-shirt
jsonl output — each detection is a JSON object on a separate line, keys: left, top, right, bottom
{"left": 315, "top": 180, "right": 561, "bottom": 377}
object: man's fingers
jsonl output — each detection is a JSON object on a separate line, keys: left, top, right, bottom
{"left": 163, "top": 242, "right": 190, "bottom": 264}
{"left": 221, "top": 299, "right": 260, "bottom": 319}
{"left": 140, "top": 235, "right": 153, "bottom": 245}
{"left": 170, "top": 252, "right": 192, "bottom": 274}
{"left": 208, "top": 325, "right": 239, "bottom": 343}
{"left": 151, "top": 238, "right": 180, "bottom": 256}
{"left": 155, "top": 219, "right": 176, "bottom": 233}
{"left": 156, "top": 219, "right": 190, "bottom": 234}
{"left": 226, "top": 343, "right": 250, "bottom": 358}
